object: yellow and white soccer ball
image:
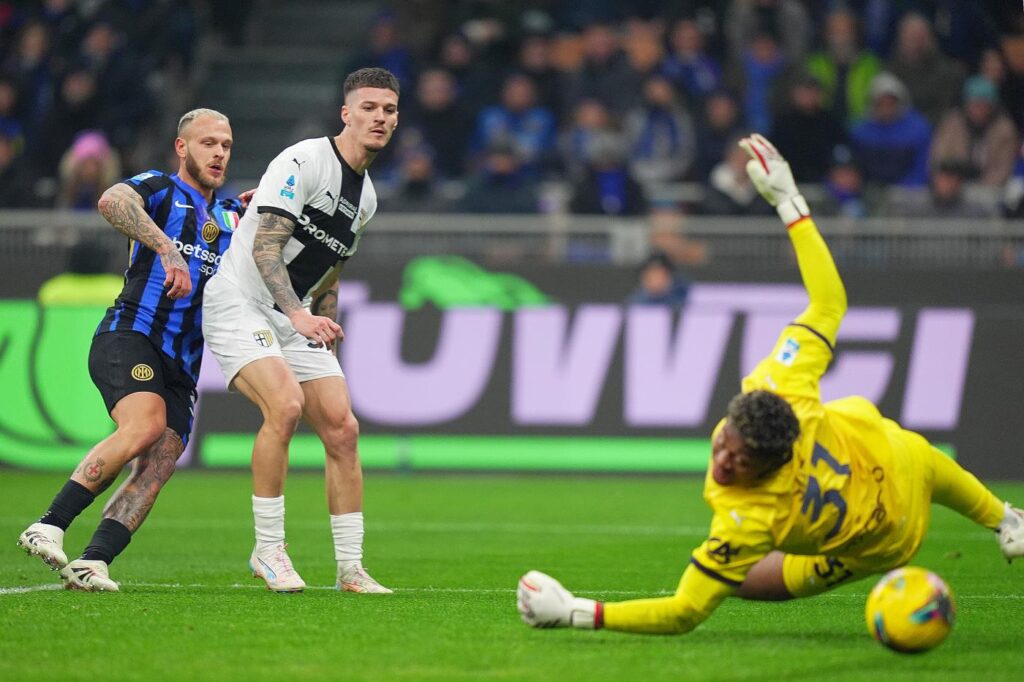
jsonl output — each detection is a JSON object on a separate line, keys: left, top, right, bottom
{"left": 865, "top": 567, "right": 956, "bottom": 653}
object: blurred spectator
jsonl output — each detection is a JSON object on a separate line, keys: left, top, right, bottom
{"left": 470, "top": 73, "right": 556, "bottom": 177}
{"left": 437, "top": 32, "right": 498, "bottom": 115}
{"left": 623, "top": 74, "right": 696, "bottom": 183}
{"left": 647, "top": 206, "right": 708, "bottom": 266}
{"left": 460, "top": 141, "right": 539, "bottom": 214}
{"left": 659, "top": 18, "right": 722, "bottom": 106}
{"left": 37, "top": 0, "right": 88, "bottom": 56}
{"left": 733, "top": 31, "right": 787, "bottom": 133}
{"left": 701, "top": 136, "right": 774, "bottom": 215}
{"left": 558, "top": 98, "right": 615, "bottom": 180}
{"left": 563, "top": 21, "right": 641, "bottom": 116}
{"left": 37, "top": 66, "right": 101, "bottom": 173}
{"left": 771, "top": 74, "right": 845, "bottom": 182}
{"left": 77, "top": 20, "right": 154, "bottom": 152}
{"left": 56, "top": 130, "right": 121, "bottom": 210}
{"left": 695, "top": 89, "right": 744, "bottom": 180}
{"left": 820, "top": 145, "right": 869, "bottom": 219}
{"left": 569, "top": 131, "right": 647, "bottom": 216}
{"left": 0, "top": 128, "right": 40, "bottom": 207}
{"left": 886, "top": 13, "right": 965, "bottom": 126}
{"left": 0, "top": 76, "right": 24, "bottom": 143}
{"left": 621, "top": 17, "right": 664, "bottom": 77}
{"left": 888, "top": 160, "right": 994, "bottom": 218}
{"left": 347, "top": 10, "right": 414, "bottom": 93}
{"left": 3, "top": 20, "right": 53, "bottom": 135}
{"left": 849, "top": 73, "right": 931, "bottom": 187}
{"left": 931, "top": 76, "right": 1019, "bottom": 187}
{"left": 517, "top": 33, "right": 562, "bottom": 117}
{"left": 627, "top": 251, "right": 690, "bottom": 307}
{"left": 922, "top": 1, "right": 998, "bottom": 69}
{"left": 380, "top": 144, "right": 455, "bottom": 214}
{"left": 726, "top": 0, "right": 809, "bottom": 65}
{"left": 976, "top": 47, "right": 1024, "bottom": 130}
{"left": 1003, "top": 144, "right": 1024, "bottom": 219}
{"left": 404, "top": 67, "right": 473, "bottom": 179}
{"left": 804, "top": 8, "right": 881, "bottom": 127}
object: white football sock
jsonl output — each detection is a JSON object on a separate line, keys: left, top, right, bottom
{"left": 253, "top": 495, "right": 285, "bottom": 552}
{"left": 331, "top": 512, "right": 364, "bottom": 566}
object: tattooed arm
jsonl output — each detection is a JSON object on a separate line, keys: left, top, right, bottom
{"left": 252, "top": 212, "right": 304, "bottom": 315}
{"left": 252, "top": 212, "right": 342, "bottom": 346}
{"left": 309, "top": 262, "right": 343, "bottom": 350}
{"left": 97, "top": 183, "right": 191, "bottom": 299}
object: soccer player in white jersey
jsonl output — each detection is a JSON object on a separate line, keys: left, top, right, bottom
{"left": 202, "top": 67, "right": 399, "bottom": 593}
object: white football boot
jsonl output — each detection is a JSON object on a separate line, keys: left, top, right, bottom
{"left": 17, "top": 523, "right": 68, "bottom": 570}
{"left": 998, "top": 502, "right": 1024, "bottom": 563}
{"left": 336, "top": 564, "right": 393, "bottom": 594}
{"left": 60, "top": 559, "right": 119, "bottom": 592}
{"left": 250, "top": 544, "right": 306, "bottom": 593}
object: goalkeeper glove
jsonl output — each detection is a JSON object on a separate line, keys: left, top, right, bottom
{"left": 517, "top": 570, "right": 602, "bottom": 629}
{"left": 739, "top": 133, "right": 810, "bottom": 227}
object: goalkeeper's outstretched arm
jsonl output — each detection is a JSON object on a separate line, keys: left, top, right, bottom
{"left": 517, "top": 563, "right": 733, "bottom": 635}
{"left": 740, "top": 134, "right": 847, "bottom": 347}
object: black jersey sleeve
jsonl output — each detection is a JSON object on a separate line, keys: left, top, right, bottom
{"left": 122, "top": 170, "right": 174, "bottom": 212}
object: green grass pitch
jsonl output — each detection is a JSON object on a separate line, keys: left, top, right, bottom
{"left": 1, "top": 470, "right": 1022, "bottom": 681}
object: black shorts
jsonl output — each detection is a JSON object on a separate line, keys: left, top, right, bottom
{"left": 88, "top": 331, "right": 196, "bottom": 444}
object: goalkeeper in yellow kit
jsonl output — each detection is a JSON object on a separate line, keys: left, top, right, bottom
{"left": 517, "top": 134, "right": 1024, "bottom": 634}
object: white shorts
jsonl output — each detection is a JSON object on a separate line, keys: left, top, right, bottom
{"left": 202, "top": 274, "right": 344, "bottom": 388}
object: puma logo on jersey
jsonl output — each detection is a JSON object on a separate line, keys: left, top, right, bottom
{"left": 730, "top": 510, "right": 744, "bottom": 527}
{"left": 292, "top": 158, "right": 306, "bottom": 169}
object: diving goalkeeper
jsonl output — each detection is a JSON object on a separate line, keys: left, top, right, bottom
{"left": 517, "top": 134, "right": 1024, "bottom": 634}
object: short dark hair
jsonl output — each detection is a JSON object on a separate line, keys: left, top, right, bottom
{"left": 726, "top": 391, "right": 799, "bottom": 474}
{"left": 344, "top": 67, "right": 400, "bottom": 99}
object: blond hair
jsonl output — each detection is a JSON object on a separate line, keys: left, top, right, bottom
{"left": 177, "top": 108, "right": 230, "bottom": 136}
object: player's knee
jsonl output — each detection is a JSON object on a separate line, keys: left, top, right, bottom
{"left": 266, "top": 395, "right": 304, "bottom": 435}
{"left": 323, "top": 412, "right": 359, "bottom": 458}
{"left": 118, "top": 417, "right": 167, "bottom": 454}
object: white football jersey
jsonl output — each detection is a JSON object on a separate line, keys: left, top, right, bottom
{"left": 216, "top": 136, "right": 377, "bottom": 306}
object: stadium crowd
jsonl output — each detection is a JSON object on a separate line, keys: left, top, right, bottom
{"left": 3, "top": 0, "right": 1024, "bottom": 223}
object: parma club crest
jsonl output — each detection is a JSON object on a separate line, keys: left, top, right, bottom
{"left": 253, "top": 330, "right": 274, "bottom": 348}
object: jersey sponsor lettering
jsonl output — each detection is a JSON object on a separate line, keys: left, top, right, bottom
{"left": 221, "top": 137, "right": 375, "bottom": 305}
{"left": 298, "top": 214, "right": 352, "bottom": 257}
{"left": 98, "top": 170, "right": 241, "bottom": 385}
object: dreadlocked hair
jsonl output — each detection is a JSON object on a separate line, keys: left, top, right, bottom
{"left": 726, "top": 390, "right": 800, "bottom": 474}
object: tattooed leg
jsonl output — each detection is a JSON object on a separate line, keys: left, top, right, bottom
{"left": 72, "top": 451, "right": 118, "bottom": 495}
{"left": 70, "top": 392, "right": 168, "bottom": 494}
{"left": 103, "top": 429, "right": 184, "bottom": 532}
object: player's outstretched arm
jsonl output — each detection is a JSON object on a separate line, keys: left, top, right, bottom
{"left": 517, "top": 565, "right": 731, "bottom": 635}
{"left": 97, "top": 183, "right": 191, "bottom": 299}
{"left": 740, "top": 134, "right": 846, "bottom": 346}
{"left": 252, "top": 212, "right": 341, "bottom": 348}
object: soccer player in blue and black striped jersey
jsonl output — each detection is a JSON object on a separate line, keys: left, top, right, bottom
{"left": 17, "top": 109, "right": 243, "bottom": 591}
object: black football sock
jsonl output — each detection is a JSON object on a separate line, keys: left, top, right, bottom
{"left": 80, "top": 519, "right": 133, "bottom": 565}
{"left": 38, "top": 480, "right": 96, "bottom": 531}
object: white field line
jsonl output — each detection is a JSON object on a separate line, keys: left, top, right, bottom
{"left": 0, "top": 516, "right": 1000, "bottom": 541}
{"left": 2, "top": 581, "right": 1021, "bottom": 599}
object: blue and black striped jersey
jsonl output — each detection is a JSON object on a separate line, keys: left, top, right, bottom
{"left": 98, "top": 170, "right": 242, "bottom": 386}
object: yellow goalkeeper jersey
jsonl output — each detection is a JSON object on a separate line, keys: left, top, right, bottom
{"left": 692, "top": 330, "right": 910, "bottom": 589}
{"left": 604, "top": 217, "right": 924, "bottom": 635}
